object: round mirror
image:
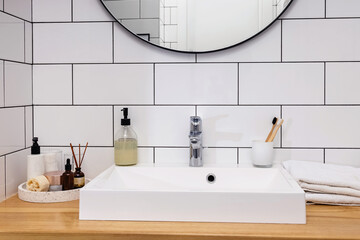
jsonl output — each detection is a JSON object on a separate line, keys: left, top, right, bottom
{"left": 101, "top": 0, "right": 293, "bottom": 53}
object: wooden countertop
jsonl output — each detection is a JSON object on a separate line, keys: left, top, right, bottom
{"left": 0, "top": 195, "right": 360, "bottom": 240}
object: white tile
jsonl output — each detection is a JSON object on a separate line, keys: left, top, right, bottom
{"left": 34, "top": 106, "right": 113, "bottom": 146}
{"left": 0, "top": 0, "right": 3, "bottom": 11}
{"left": 327, "top": 0, "right": 360, "bottom": 18}
{"left": 140, "top": 0, "right": 160, "bottom": 18}
{"left": 25, "top": 22, "right": 32, "bottom": 64}
{"left": 73, "top": 0, "right": 113, "bottom": 21}
{"left": 114, "top": 106, "right": 195, "bottom": 147}
{"left": 74, "top": 64, "right": 153, "bottom": 104}
{"left": 283, "top": 106, "right": 360, "bottom": 148}
{"left": 203, "top": 148, "right": 237, "bottom": 167}
{"left": 239, "top": 148, "right": 323, "bottom": 166}
{"left": 197, "top": 106, "right": 281, "bottom": 147}
{"left": 33, "top": 0, "right": 71, "bottom": 22}
{"left": 6, "top": 149, "right": 30, "bottom": 198}
{"left": 164, "top": 25, "right": 177, "bottom": 42}
{"left": 25, "top": 106, "right": 32, "bottom": 148}
{"left": 281, "top": 0, "right": 325, "bottom": 19}
{"left": 4, "top": 62, "right": 32, "bottom": 107}
{"left": 283, "top": 19, "right": 360, "bottom": 61}
{"left": 114, "top": 24, "right": 195, "bottom": 63}
{"left": 197, "top": 21, "right": 281, "bottom": 62}
{"left": 164, "top": 7, "right": 171, "bottom": 24}
{"left": 155, "top": 64, "right": 237, "bottom": 104}
{"left": 326, "top": 62, "right": 360, "bottom": 104}
{"left": 239, "top": 63, "right": 324, "bottom": 104}
{"left": 33, "top": 65, "right": 72, "bottom": 105}
{"left": 4, "top": 0, "right": 32, "bottom": 21}
{"left": 122, "top": 19, "right": 159, "bottom": 38}
{"left": 0, "top": 108, "right": 25, "bottom": 156}
{"left": 103, "top": 0, "right": 140, "bottom": 19}
{"left": 0, "top": 156, "right": 5, "bottom": 202}
{"left": 0, "top": 12, "right": 24, "bottom": 62}
{"left": 0, "top": 61, "right": 3, "bottom": 107}
{"left": 170, "top": 8, "right": 177, "bottom": 24}
{"left": 325, "top": 149, "right": 360, "bottom": 167}
{"left": 138, "top": 148, "right": 153, "bottom": 164}
{"left": 33, "top": 23, "right": 113, "bottom": 63}
{"left": 155, "top": 148, "right": 188, "bottom": 166}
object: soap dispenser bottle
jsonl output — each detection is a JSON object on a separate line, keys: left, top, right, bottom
{"left": 114, "top": 108, "right": 138, "bottom": 166}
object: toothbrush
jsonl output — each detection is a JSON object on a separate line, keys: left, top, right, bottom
{"left": 268, "top": 119, "right": 284, "bottom": 142}
{"left": 265, "top": 117, "right": 278, "bottom": 142}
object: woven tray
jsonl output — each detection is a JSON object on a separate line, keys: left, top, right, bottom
{"left": 18, "top": 179, "right": 90, "bottom": 203}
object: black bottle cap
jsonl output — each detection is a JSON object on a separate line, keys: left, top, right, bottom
{"left": 121, "top": 108, "right": 130, "bottom": 126}
{"left": 65, "top": 158, "right": 72, "bottom": 171}
{"left": 31, "top": 137, "right": 40, "bottom": 155}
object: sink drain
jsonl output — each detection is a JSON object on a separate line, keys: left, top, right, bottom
{"left": 206, "top": 173, "right": 216, "bottom": 184}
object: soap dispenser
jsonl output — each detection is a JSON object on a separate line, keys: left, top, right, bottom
{"left": 114, "top": 108, "right": 138, "bottom": 166}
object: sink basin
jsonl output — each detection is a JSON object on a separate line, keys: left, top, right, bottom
{"left": 79, "top": 165, "right": 305, "bottom": 224}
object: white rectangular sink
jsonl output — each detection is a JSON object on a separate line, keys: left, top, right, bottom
{"left": 79, "top": 165, "right": 305, "bottom": 224}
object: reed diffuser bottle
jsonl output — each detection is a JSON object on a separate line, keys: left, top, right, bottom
{"left": 114, "top": 108, "right": 138, "bottom": 166}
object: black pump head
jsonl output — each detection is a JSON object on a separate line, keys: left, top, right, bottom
{"left": 31, "top": 137, "right": 40, "bottom": 155}
{"left": 65, "top": 158, "right": 72, "bottom": 171}
{"left": 121, "top": 108, "right": 131, "bottom": 126}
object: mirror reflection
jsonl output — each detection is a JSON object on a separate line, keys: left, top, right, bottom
{"left": 102, "top": 0, "right": 292, "bottom": 52}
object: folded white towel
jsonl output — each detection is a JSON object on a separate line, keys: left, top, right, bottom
{"left": 306, "top": 192, "right": 360, "bottom": 206}
{"left": 282, "top": 160, "right": 360, "bottom": 206}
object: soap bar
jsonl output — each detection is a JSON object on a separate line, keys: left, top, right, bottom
{"left": 26, "top": 175, "right": 50, "bottom": 192}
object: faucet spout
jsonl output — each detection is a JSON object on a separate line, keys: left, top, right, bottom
{"left": 189, "top": 116, "right": 203, "bottom": 167}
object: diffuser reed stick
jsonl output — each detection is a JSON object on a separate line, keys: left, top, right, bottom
{"left": 70, "top": 143, "right": 79, "bottom": 168}
{"left": 80, "top": 142, "right": 88, "bottom": 167}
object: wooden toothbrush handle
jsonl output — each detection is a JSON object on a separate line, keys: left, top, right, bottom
{"left": 269, "top": 119, "right": 284, "bottom": 142}
{"left": 265, "top": 124, "right": 277, "bottom": 142}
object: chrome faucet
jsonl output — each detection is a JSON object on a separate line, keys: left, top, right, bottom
{"left": 189, "top": 116, "right": 203, "bottom": 167}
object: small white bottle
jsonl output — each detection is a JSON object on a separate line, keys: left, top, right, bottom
{"left": 114, "top": 108, "right": 138, "bottom": 166}
{"left": 27, "top": 137, "right": 45, "bottom": 180}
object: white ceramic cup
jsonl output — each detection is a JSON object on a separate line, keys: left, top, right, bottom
{"left": 251, "top": 140, "right": 274, "bottom": 168}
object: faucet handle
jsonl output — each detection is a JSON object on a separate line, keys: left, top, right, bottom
{"left": 190, "top": 116, "right": 202, "bottom": 132}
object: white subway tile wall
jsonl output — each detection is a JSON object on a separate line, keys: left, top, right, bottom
{"left": 5, "top": 149, "right": 30, "bottom": 198}
{"left": 2, "top": 0, "right": 360, "bottom": 202}
{"left": 73, "top": 64, "right": 153, "bottom": 104}
{"left": 33, "top": 65, "right": 72, "bottom": 105}
{"left": 155, "top": 64, "right": 237, "bottom": 104}
{"left": 326, "top": 0, "right": 360, "bottom": 18}
{"left": 281, "top": 0, "right": 325, "bottom": 19}
{"left": 4, "top": 62, "right": 32, "bottom": 107}
{"left": 0, "top": 2, "right": 32, "bottom": 201}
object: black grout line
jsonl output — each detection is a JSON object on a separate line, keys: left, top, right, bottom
{"left": 323, "top": 148, "right": 326, "bottom": 163}
{"left": 24, "top": 107, "right": 26, "bottom": 148}
{"left": 71, "top": 0, "right": 74, "bottom": 22}
{"left": 112, "top": 22, "right": 114, "bottom": 63}
{"left": 4, "top": 155, "right": 6, "bottom": 199}
{"left": 324, "top": 62, "right": 326, "bottom": 105}
{"left": 71, "top": 64, "right": 74, "bottom": 105}
{"left": 0, "top": 9, "right": 32, "bottom": 23}
{"left": 237, "top": 63, "right": 240, "bottom": 105}
{"left": 153, "top": 64, "right": 155, "bottom": 105}
{"left": 195, "top": 105, "right": 197, "bottom": 116}
{"left": 280, "top": 105, "right": 283, "bottom": 148}
{"left": 324, "top": 0, "right": 327, "bottom": 18}
{"left": 153, "top": 147, "right": 155, "bottom": 164}
{"left": 30, "top": 61, "right": 360, "bottom": 65}
{"left": 237, "top": 148, "right": 239, "bottom": 164}
{"left": 0, "top": 147, "right": 31, "bottom": 158}
{"left": 2, "top": 62, "right": 4, "bottom": 106}
{"left": 0, "top": 58, "right": 32, "bottom": 65}
{"left": 29, "top": 103, "right": 360, "bottom": 107}
{"left": 280, "top": 20, "right": 283, "bottom": 62}
{"left": 112, "top": 105, "right": 114, "bottom": 146}
{"left": 23, "top": 22, "right": 26, "bottom": 63}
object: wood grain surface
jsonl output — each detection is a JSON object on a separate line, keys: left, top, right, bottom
{"left": 0, "top": 195, "right": 360, "bottom": 240}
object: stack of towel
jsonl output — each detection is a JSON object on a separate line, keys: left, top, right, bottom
{"left": 282, "top": 160, "right": 360, "bottom": 206}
